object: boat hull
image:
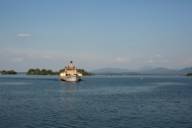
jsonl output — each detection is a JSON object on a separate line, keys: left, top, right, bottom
{"left": 60, "top": 76, "right": 81, "bottom": 82}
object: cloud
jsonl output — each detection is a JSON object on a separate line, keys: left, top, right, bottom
{"left": 17, "top": 33, "right": 32, "bottom": 37}
{"left": 115, "top": 57, "right": 129, "bottom": 63}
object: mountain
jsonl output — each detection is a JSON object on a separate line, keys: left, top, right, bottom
{"left": 140, "top": 67, "right": 179, "bottom": 75}
{"left": 179, "top": 67, "right": 192, "bottom": 74}
{"left": 92, "top": 68, "right": 138, "bottom": 75}
{"left": 92, "top": 67, "right": 192, "bottom": 75}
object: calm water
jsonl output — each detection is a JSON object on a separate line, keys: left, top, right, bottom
{"left": 0, "top": 75, "right": 192, "bottom": 128}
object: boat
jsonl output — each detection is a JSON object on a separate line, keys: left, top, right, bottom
{"left": 59, "top": 61, "right": 82, "bottom": 82}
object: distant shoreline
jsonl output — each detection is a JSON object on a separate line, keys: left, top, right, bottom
{"left": 0, "top": 68, "right": 92, "bottom": 76}
{"left": 1, "top": 68, "right": 192, "bottom": 76}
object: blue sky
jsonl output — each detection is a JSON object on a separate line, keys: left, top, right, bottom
{"left": 0, "top": 0, "right": 192, "bottom": 71}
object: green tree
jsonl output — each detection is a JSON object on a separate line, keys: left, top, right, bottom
{"left": 27, "top": 68, "right": 58, "bottom": 75}
{"left": 0, "top": 70, "right": 17, "bottom": 75}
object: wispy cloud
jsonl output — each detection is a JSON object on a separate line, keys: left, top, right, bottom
{"left": 115, "top": 57, "right": 129, "bottom": 63}
{"left": 17, "top": 33, "right": 32, "bottom": 37}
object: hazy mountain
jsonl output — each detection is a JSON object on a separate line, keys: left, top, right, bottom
{"left": 92, "top": 68, "right": 138, "bottom": 75}
{"left": 139, "top": 67, "right": 179, "bottom": 75}
{"left": 92, "top": 67, "right": 192, "bottom": 75}
{"left": 179, "top": 67, "right": 192, "bottom": 74}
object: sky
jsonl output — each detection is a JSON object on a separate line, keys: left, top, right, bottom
{"left": 0, "top": 0, "right": 192, "bottom": 71}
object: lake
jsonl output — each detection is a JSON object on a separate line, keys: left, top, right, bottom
{"left": 0, "top": 75, "right": 192, "bottom": 128}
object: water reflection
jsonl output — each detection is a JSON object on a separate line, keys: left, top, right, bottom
{"left": 63, "top": 84, "right": 79, "bottom": 94}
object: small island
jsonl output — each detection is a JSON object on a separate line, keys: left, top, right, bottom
{"left": 0, "top": 70, "right": 17, "bottom": 75}
{"left": 27, "top": 68, "right": 58, "bottom": 75}
{"left": 0, "top": 68, "right": 92, "bottom": 76}
{"left": 27, "top": 68, "right": 92, "bottom": 76}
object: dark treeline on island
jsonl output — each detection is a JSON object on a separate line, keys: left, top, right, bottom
{"left": 0, "top": 68, "right": 92, "bottom": 76}
{"left": 0, "top": 70, "right": 17, "bottom": 75}
{"left": 27, "top": 68, "right": 92, "bottom": 76}
{"left": 27, "top": 68, "right": 58, "bottom": 75}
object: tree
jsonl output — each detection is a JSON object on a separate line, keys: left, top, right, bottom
{"left": 27, "top": 68, "right": 58, "bottom": 75}
{"left": 0, "top": 70, "right": 17, "bottom": 75}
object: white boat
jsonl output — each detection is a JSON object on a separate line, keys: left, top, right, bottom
{"left": 59, "top": 61, "right": 82, "bottom": 82}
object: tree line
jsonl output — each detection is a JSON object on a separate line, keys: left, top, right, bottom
{"left": 27, "top": 68, "right": 92, "bottom": 76}
{"left": 27, "top": 68, "right": 58, "bottom": 75}
{"left": 0, "top": 70, "right": 17, "bottom": 75}
{"left": 0, "top": 68, "right": 92, "bottom": 76}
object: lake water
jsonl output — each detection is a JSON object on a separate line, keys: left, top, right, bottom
{"left": 0, "top": 75, "right": 192, "bottom": 128}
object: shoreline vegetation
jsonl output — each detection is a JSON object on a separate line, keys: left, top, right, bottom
{"left": 27, "top": 68, "right": 58, "bottom": 75}
{"left": 0, "top": 68, "right": 92, "bottom": 76}
{"left": 0, "top": 70, "right": 17, "bottom": 75}
{"left": 27, "top": 68, "right": 92, "bottom": 76}
{"left": 0, "top": 69, "right": 192, "bottom": 76}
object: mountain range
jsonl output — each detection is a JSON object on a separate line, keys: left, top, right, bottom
{"left": 92, "top": 67, "right": 192, "bottom": 75}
